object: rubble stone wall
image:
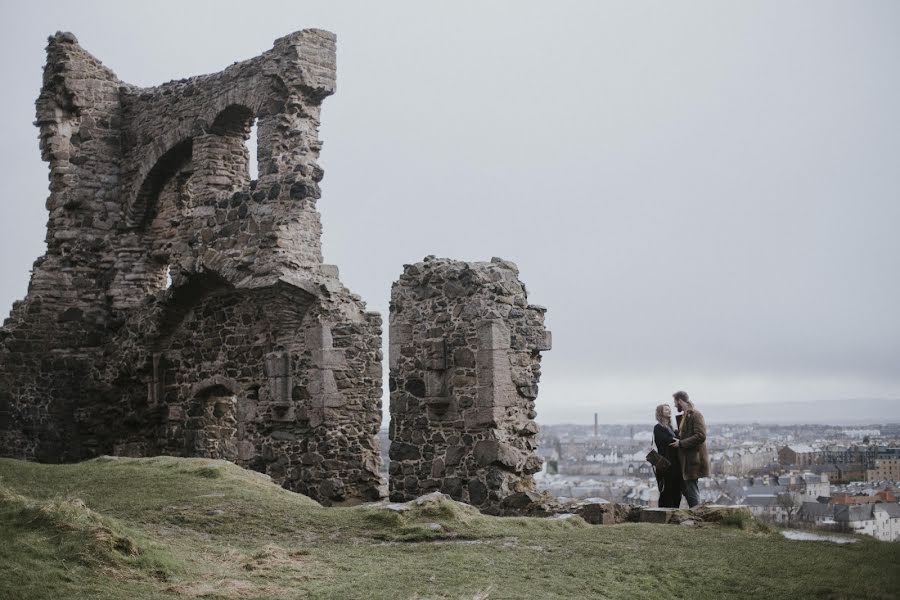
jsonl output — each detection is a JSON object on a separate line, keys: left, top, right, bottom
{"left": 388, "top": 257, "right": 551, "bottom": 510}
{"left": 0, "top": 30, "right": 383, "bottom": 505}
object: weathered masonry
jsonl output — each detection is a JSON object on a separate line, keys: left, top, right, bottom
{"left": 0, "top": 31, "right": 383, "bottom": 505}
{"left": 388, "top": 257, "right": 551, "bottom": 510}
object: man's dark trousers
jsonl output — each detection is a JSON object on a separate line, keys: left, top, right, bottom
{"left": 682, "top": 479, "right": 700, "bottom": 507}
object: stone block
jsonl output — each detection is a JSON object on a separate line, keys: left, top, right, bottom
{"left": 500, "top": 490, "right": 541, "bottom": 510}
{"left": 444, "top": 445, "right": 466, "bottom": 466}
{"left": 522, "top": 454, "right": 544, "bottom": 474}
{"left": 639, "top": 508, "right": 675, "bottom": 524}
{"left": 450, "top": 347, "right": 473, "bottom": 367}
{"left": 309, "top": 369, "right": 339, "bottom": 399}
{"left": 167, "top": 406, "right": 184, "bottom": 421}
{"left": 425, "top": 396, "right": 451, "bottom": 414}
{"left": 537, "top": 330, "right": 552, "bottom": 351}
{"left": 468, "top": 480, "right": 488, "bottom": 505}
{"left": 477, "top": 320, "right": 510, "bottom": 350}
{"left": 440, "top": 477, "right": 463, "bottom": 499}
{"left": 576, "top": 502, "right": 615, "bottom": 525}
{"left": 319, "top": 264, "right": 339, "bottom": 278}
{"left": 424, "top": 370, "right": 446, "bottom": 397}
{"left": 463, "top": 407, "right": 500, "bottom": 428}
{"left": 473, "top": 440, "right": 521, "bottom": 470}
{"left": 423, "top": 339, "right": 447, "bottom": 370}
{"left": 270, "top": 404, "right": 295, "bottom": 422}
{"left": 518, "top": 421, "right": 539, "bottom": 436}
{"left": 389, "top": 442, "right": 421, "bottom": 461}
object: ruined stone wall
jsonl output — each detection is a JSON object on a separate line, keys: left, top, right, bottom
{"left": 0, "top": 33, "right": 127, "bottom": 462}
{"left": 0, "top": 30, "right": 383, "bottom": 505}
{"left": 388, "top": 257, "right": 551, "bottom": 510}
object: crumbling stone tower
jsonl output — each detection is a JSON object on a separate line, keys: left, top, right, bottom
{"left": 388, "top": 257, "right": 551, "bottom": 510}
{"left": 0, "top": 30, "right": 383, "bottom": 505}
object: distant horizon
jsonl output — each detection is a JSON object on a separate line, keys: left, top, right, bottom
{"left": 377, "top": 396, "right": 900, "bottom": 430}
{"left": 375, "top": 395, "right": 900, "bottom": 428}
{"left": 536, "top": 420, "right": 900, "bottom": 428}
{"left": 533, "top": 397, "right": 900, "bottom": 428}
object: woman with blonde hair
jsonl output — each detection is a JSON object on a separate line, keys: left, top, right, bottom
{"left": 653, "top": 403, "right": 683, "bottom": 508}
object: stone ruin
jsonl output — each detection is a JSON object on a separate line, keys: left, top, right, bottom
{"left": 388, "top": 257, "right": 551, "bottom": 510}
{"left": 0, "top": 30, "right": 383, "bottom": 505}
{"left": 0, "top": 30, "right": 552, "bottom": 512}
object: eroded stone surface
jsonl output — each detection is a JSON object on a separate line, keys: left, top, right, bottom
{"left": 388, "top": 256, "right": 551, "bottom": 511}
{"left": 0, "top": 30, "right": 383, "bottom": 505}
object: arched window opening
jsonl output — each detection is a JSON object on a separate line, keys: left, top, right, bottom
{"left": 247, "top": 119, "right": 259, "bottom": 182}
{"left": 205, "top": 105, "right": 255, "bottom": 189}
{"left": 132, "top": 139, "right": 193, "bottom": 228}
{"left": 210, "top": 105, "right": 254, "bottom": 136}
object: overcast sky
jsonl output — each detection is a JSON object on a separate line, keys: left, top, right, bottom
{"left": 1, "top": 1, "right": 898, "bottom": 424}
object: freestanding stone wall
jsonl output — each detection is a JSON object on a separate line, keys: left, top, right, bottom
{"left": 388, "top": 257, "right": 551, "bottom": 510}
{"left": 0, "top": 30, "right": 383, "bottom": 505}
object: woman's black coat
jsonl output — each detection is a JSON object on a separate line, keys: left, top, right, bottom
{"left": 653, "top": 423, "right": 684, "bottom": 508}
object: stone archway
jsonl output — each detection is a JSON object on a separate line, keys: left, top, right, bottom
{"left": 190, "top": 104, "right": 256, "bottom": 195}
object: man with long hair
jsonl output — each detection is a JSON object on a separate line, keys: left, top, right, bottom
{"left": 669, "top": 390, "right": 709, "bottom": 507}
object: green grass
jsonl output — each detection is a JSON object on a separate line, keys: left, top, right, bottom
{"left": 1, "top": 457, "right": 898, "bottom": 599}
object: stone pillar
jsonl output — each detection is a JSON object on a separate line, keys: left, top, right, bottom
{"left": 388, "top": 256, "right": 551, "bottom": 510}
{"left": 305, "top": 321, "right": 348, "bottom": 425}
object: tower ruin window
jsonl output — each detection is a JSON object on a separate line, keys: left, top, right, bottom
{"left": 248, "top": 119, "right": 259, "bottom": 181}
{"left": 132, "top": 139, "right": 193, "bottom": 228}
{"left": 207, "top": 105, "right": 256, "bottom": 188}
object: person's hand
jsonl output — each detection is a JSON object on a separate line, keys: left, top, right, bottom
{"left": 669, "top": 440, "right": 679, "bottom": 448}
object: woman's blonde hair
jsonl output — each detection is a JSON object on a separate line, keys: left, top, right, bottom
{"left": 655, "top": 404, "right": 673, "bottom": 430}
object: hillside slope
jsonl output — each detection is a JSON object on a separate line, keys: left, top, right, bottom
{"left": 1, "top": 457, "right": 897, "bottom": 600}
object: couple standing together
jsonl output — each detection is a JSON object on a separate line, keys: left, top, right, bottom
{"left": 653, "top": 390, "right": 710, "bottom": 508}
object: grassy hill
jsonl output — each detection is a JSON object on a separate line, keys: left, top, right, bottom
{"left": 1, "top": 457, "right": 898, "bottom": 600}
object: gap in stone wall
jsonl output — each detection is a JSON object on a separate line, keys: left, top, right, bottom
{"left": 247, "top": 120, "right": 259, "bottom": 181}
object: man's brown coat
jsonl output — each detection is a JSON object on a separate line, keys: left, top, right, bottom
{"left": 676, "top": 408, "right": 710, "bottom": 480}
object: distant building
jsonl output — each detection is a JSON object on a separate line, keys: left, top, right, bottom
{"left": 626, "top": 484, "right": 659, "bottom": 508}
{"left": 823, "top": 444, "right": 900, "bottom": 470}
{"left": 798, "top": 472, "right": 831, "bottom": 501}
{"left": 808, "top": 464, "right": 840, "bottom": 483}
{"left": 778, "top": 444, "right": 820, "bottom": 467}
{"left": 711, "top": 446, "right": 777, "bottom": 476}
{"left": 834, "top": 463, "right": 867, "bottom": 483}
{"left": 834, "top": 503, "right": 900, "bottom": 541}
{"left": 834, "top": 504, "right": 877, "bottom": 537}
{"left": 831, "top": 489, "right": 896, "bottom": 505}
{"left": 744, "top": 494, "right": 791, "bottom": 524}
{"left": 872, "top": 503, "right": 900, "bottom": 541}
{"left": 797, "top": 501, "right": 832, "bottom": 528}
{"left": 842, "top": 429, "right": 881, "bottom": 439}
{"left": 866, "top": 458, "right": 900, "bottom": 482}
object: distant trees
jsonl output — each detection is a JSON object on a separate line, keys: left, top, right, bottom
{"left": 776, "top": 492, "right": 801, "bottom": 526}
